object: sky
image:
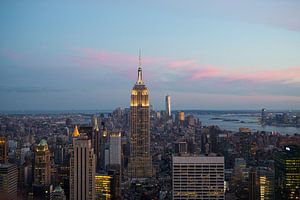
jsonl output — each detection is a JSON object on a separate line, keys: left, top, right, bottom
{"left": 0, "top": 0, "right": 300, "bottom": 111}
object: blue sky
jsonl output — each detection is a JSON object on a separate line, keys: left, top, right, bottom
{"left": 0, "top": 1, "right": 299, "bottom": 110}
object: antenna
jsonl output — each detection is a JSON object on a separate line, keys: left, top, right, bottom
{"left": 139, "top": 48, "right": 141, "bottom": 68}
{"left": 137, "top": 48, "right": 143, "bottom": 84}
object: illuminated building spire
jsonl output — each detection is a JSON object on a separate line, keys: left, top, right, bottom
{"left": 73, "top": 125, "right": 80, "bottom": 137}
{"left": 137, "top": 49, "right": 143, "bottom": 85}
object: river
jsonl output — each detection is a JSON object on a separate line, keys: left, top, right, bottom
{"left": 188, "top": 111, "right": 300, "bottom": 135}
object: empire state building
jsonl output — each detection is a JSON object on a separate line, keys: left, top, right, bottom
{"left": 128, "top": 55, "right": 153, "bottom": 179}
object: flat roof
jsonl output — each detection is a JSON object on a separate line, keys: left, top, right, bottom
{"left": 173, "top": 156, "right": 224, "bottom": 164}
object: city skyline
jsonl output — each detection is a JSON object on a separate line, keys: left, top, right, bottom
{"left": 1, "top": 1, "right": 300, "bottom": 111}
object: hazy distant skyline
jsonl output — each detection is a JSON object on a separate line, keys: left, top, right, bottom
{"left": 1, "top": 1, "right": 300, "bottom": 110}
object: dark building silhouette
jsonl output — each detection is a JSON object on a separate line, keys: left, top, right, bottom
{"left": 274, "top": 146, "right": 300, "bottom": 199}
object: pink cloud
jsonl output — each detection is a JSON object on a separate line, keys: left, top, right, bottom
{"left": 189, "top": 67, "right": 221, "bottom": 80}
{"left": 70, "top": 48, "right": 166, "bottom": 81}
{"left": 166, "top": 60, "right": 222, "bottom": 80}
{"left": 70, "top": 48, "right": 300, "bottom": 86}
{"left": 168, "top": 60, "right": 197, "bottom": 69}
{"left": 225, "top": 66, "right": 300, "bottom": 83}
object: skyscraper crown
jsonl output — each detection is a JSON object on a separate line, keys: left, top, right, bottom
{"left": 73, "top": 125, "right": 80, "bottom": 137}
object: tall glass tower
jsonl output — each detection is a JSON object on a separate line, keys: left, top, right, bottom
{"left": 165, "top": 95, "right": 171, "bottom": 117}
{"left": 128, "top": 54, "right": 153, "bottom": 179}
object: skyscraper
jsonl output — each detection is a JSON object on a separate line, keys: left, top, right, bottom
{"left": 92, "top": 115, "right": 99, "bottom": 131}
{"left": 176, "top": 111, "right": 185, "bottom": 126}
{"left": 0, "top": 137, "right": 8, "bottom": 164}
{"left": 165, "top": 95, "right": 171, "bottom": 117}
{"left": 91, "top": 115, "right": 101, "bottom": 170}
{"left": 274, "top": 146, "right": 300, "bottom": 199}
{"left": 33, "top": 139, "right": 51, "bottom": 199}
{"left": 172, "top": 156, "right": 225, "bottom": 200}
{"left": 69, "top": 128, "right": 96, "bottom": 200}
{"left": 107, "top": 166, "right": 121, "bottom": 200}
{"left": 258, "top": 167, "right": 274, "bottom": 200}
{"left": 79, "top": 118, "right": 101, "bottom": 171}
{"left": 249, "top": 167, "right": 258, "bottom": 200}
{"left": 0, "top": 163, "right": 18, "bottom": 200}
{"left": 107, "top": 132, "right": 121, "bottom": 167}
{"left": 95, "top": 174, "right": 111, "bottom": 200}
{"left": 34, "top": 139, "right": 51, "bottom": 184}
{"left": 99, "top": 123, "right": 109, "bottom": 171}
{"left": 128, "top": 54, "right": 153, "bottom": 179}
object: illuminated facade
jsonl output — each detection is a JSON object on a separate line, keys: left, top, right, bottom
{"left": 34, "top": 139, "right": 51, "bottom": 186}
{"left": 179, "top": 112, "right": 185, "bottom": 121}
{"left": 176, "top": 112, "right": 185, "bottom": 126}
{"left": 70, "top": 132, "right": 96, "bottom": 200}
{"left": 172, "top": 156, "right": 225, "bottom": 200}
{"left": 128, "top": 56, "right": 153, "bottom": 178}
{"left": 274, "top": 146, "right": 300, "bottom": 200}
{"left": 0, "top": 137, "right": 8, "bottom": 164}
{"left": 258, "top": 167, "right": 274, "bottom": 200}
{"left": 165, "top": 95, "right": 171, "bottom": 117}
{"left": 95, "top": 175, "right": 111, "bottom": 200}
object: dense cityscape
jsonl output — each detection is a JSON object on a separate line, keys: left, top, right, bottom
{"left": 1, "top": 1, "right": 300, "bottom": 200}
{"left": 0, "top": 64, "right": 299, "bottom": 200}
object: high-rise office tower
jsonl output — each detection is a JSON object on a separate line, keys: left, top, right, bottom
{"left": 107, "top": 132, "right": 121, "bottom": 167}
{"left": 33, "top": 139, "right": 51, "bottom": 199}
{"left": 165, "top": 95, "right": 171, "bottom": 117}
{"left": 258, "top": 167, "right": 274, "bottom": 200}
{"left": 172, "top": 156, "right": 225, "bottom": 200}
{"left": 95, "top": 174, "right": 111, "bottom": 200}
{"left": 69, "top": 129, "right": 96, "bottom": 200}
{"left": 176, "top": 112, "right": 185, "bottom": 126}
{"left": 104, "top": 132, "right": 122, "bottom": 199}
{"left": 92, "top": 115, "right": 99, "bottom": 131}
{"left": 95, "top": 167, "right": 121, "bottom": 200}
{"left": 107, "top": 165, "right": 121, "bottom": 200}
{"left": 91, "top": 116, "right": 101, "bottom": 165}
{"left": 249, "top": 167, "right": 258, "bottom": 200}
{"left": 128, "top": 54, "right": 153, "bottom": 179}
{"left": 34, "top": 139, "right": 51, "bottom": 186}
{"left": 0, "top": 163, "right": 18, "bottom": 200}
{"left": 274, "top": 146, "right": 300, "bottom": 199}
{"left": 178, "top": 112, "right": 185, "bottom": 121}
{"left": 0, "top": 137, "right": 8, "bottom": 164}
{"left": 99, "top": 123, "right": 108, "bottom": 171}
{"left": 81, "top": 116, "right": 101, "bottom": 171}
